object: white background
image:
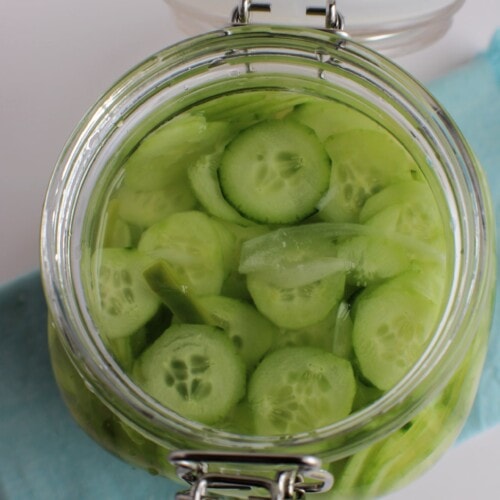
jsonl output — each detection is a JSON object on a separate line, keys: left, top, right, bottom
{"left": 0, "top": 1, "right": 499, "bottom": 498}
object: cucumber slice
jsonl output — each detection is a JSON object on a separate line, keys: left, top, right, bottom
{"left": 352, "top": 277, "right": 439, "bottom": 390}
{"left": 188, "top": 153, "right": 254, "bottom": 226}
{"left": 330, "top": 221, "right": 442, "bottom": 287}
{"left": 272, "top": 307, "right": 338, "bottom": 352}
{"left": 208, "top": 218, "right": 240, "bottom": 278}
{"left": 248, "top": 347, "right": 356, "bottom": 435}
{"left": 114, "top": 181, "right": 197, "bottom": 228}
{"left": 360, "top": 180, "right": 444, "bottom": 246}
{"left": 335, "top": 234, "right": 411, "bottom": 287}
{"left": 198, "top": 91, "right": 312, "bottom": 128}
{"left": 198, "top": 295, "right": 277, "bottom": 370}
{"left": 318, "top": 130, "right": 417, "bottom": 223}
{"left": 133, "top": 324, "right": 246, "bottom": 424}
{"left": 219, "top": 119, "right": 331, "bottom": 224}
{"left": 138, "top": 211, "right": 225, "bottom": 296}
{"left": 290, "top": 100, "right": 383, "bottom": 141}
{"left": 123, "top": 114, "right": 231, "bottom": 191}
{"left": 90, "top": 248, "right": 160, "bottom": 339}
{"left": 388, "top": 268, "right": 447, "bottom": 306}
{"left": 247, "top": 272, "right": 345, "bottom": 330}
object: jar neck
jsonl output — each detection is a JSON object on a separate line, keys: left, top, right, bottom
{"left": 166, "top": 0, "right": 466, "bottom": 56}
{"left": 40, "top": 26, "right": 495, "bottom": 458}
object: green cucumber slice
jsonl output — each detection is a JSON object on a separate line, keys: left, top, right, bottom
{"left": 133, "top": 324, "right": 245, "bottom": 424}
{"left": 290, "top": 100, "right": 383, "bottom": 141}
{"left": 247, "top": 272, "right": 345, "bottom": 330}
{"left": 335, "top": 234, "right": 411, "bottom": 287}
{"left": 188, "top": 153, "right": 254, "bottom": 226}
{"left": 198, "top": 91, "right": 312, "bottom": 128}
{"left": 272, "top": 307, "right": 338, "bottom": 352}
{"left": 219, "top": 119, "right": 331, "bottom": 224}
{"left": 352, "top": 277, "right": 440, "bottom": 390}
{"left": 138, "top": 211, "right": 225, "bottom": 296}
{"left": 248, "top": 347, "right": 355, "bottom": 435}
{"left": 198, "top": 295, "right": 277, "bottom": 370}
{"left": 90, "top": 248, "right": 160, "bottom": 339}
{"left": 114, "top": 181, "right": 197, "bottom": 229}
{"left": 123, "top": 115, "right": 231, "bottom": 191}
{"left": 208, "top": 218, "right": 240, "bottom": 279}
{"left": 317, "top": 223, "right": 441, "bottom": 288}
{"left": 318, "top": 130, "right": 417, "bottom": 222}
{"left": 360, "top": 180, "right": 444, "bottom": 246}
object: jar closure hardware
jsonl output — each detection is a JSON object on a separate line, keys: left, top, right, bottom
{"left": 231, "top": 0, "right": 345, "bottom": 32}
{"left": 170, "top": 451, "right": 334, "bottom": 499}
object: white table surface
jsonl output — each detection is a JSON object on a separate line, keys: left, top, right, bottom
{"left": 1, "top": 1, "right": 499, "bottom": 498}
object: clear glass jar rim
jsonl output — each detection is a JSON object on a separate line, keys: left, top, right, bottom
{"left": 164, "top": 0, "right": 466, "bottom": 55}
{"left": 40, "top": 25, "right": 493, "bottom": 457}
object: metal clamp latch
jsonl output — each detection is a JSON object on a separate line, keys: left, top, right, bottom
{"left": 170, "top": 450, "right": 334, "bottom": 499}
{"left": 232, "top": 0, "right": 345, "bottom": 32}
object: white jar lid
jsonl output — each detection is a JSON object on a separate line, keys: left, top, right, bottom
{"left": 165, "top": 0, "right": 465, "bottom": 55}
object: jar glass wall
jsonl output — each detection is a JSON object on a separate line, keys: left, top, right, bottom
{"left": 41, "top": 26, "right": 495, "bottom": 498}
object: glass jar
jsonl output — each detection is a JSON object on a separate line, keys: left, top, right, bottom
{"left": 41, "top": 24, "right": 495, "bottom": 499}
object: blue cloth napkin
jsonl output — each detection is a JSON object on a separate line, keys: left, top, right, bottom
{"left": 0, "top": 32, "right": 499, "bottom": 500}
{"left": 0, "top": 272, "right": 181, "bottom": 499}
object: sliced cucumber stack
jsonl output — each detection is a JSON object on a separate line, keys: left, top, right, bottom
{"left": 318, "top": 129, "right": 417, "bottom": 222}
{"left": 122, "top": 115, "right": 231, "bottom": 191}
{"left": 360, "top": 180, "right": 445, "bottom": 247}
{"left": 86, "top": 89, "right": 450, "bottom": 465}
